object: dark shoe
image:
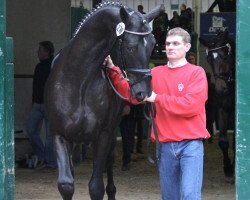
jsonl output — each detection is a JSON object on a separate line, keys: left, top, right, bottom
{"left": 121, "top": 163, "right": 130, "bottom": 171}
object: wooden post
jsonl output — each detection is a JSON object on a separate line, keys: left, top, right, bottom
{"left": 0, "top": 0, "right": 15, "bottom": 198}
{"left": 236, "top": 0, "right": 250, "bottom": 199}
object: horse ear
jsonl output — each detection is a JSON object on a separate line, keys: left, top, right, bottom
{"left": 120, "top": 7, "right": 129, "bottom": 24}
{"left": 145, "top": 4, "right": 165, "bottom": 23}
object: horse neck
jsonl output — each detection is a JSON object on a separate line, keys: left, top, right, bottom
{"left": 70, "top": 8, "right": 121, "bottom": 73}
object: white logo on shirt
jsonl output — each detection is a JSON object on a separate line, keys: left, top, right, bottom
{"left": 178, "top": 83, "right": 184, "bottom": 92}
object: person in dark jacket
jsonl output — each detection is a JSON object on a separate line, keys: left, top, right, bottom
{"left": 130, "top": 104, "right": 145, "bottom": 153}
{"left": 137, "top": 4, "right": 146, "bottom": 14}
{"left": 119, "top": 104, "right": 134, "bottom": 171}
{"left": 207, "top": 0, "right": 236, "bottom": 12}
{"left": 26, "top": 41, "right": 57, "bottom": 169}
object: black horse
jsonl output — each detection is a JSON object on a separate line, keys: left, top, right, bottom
{"left": 200, "top": 30, "right": 235, "bottom": 178}
{"left": 44, "top": 2, "right": 164, "bottom": 200}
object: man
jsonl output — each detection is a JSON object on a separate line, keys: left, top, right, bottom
{"left": 26, "top": 41, "right": 57, "bottom": 169}
{"left": 137, "top": 4, "right": 146, "bottom": 14}
{"left": 119, "top": 104, "right": 133, "bottom": 171}
{"left": 104, "top": 27, "right": 210, "bottom": 200}
{"left": 187, "top": 51, "right": 196, "bottom": 64}
{"left": 207, "top": 0, "right": 236, "bottom": 12}
{"left": 130, "top": 104, "right": 144, "bottom": 154}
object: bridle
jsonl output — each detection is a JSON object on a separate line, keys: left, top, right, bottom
{"left": 206, "top": 43, "right": 235, "bottom": 84}
{"left": 205, "top": 43, "right": 231, "bottom": 56}
{"left": 104, "top": 25, "right": 153, "bottom": 100}
{"left": 118, "top": 26, "right": 152, "bottom": 86}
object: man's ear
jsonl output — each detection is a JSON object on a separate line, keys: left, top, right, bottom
{"left": 185, "top": 43, "right": 191, "bottom": 52}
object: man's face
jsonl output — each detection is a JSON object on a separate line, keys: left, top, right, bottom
{"left": 38, "top": 45, "right": 49, "bottom": 61}
{"left": 165, "top": 35, "right": 191, "bottom": 62}
{"left": 187, "top": 55, "right": 196, "bottom": 64}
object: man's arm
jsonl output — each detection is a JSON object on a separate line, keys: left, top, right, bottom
{"left": 104, "top": 56, "right": 156, "bottom": 104}
{"left": 104, "top": 56, "right": 138, "bottom": 104}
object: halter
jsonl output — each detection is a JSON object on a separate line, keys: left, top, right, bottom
{"left": 118, "top": 27, "right": 152, "bottom": 84}
{"left": 206, "top": 43, "right": 235, "bottom": 84}
{"left": 104, "top": 27, "right": 153, "bottom": 100}
{"left": 206, "top": 43, "right": 231, "bottom": 56}
{"left": 124, "top": 29, "right": 152, "bottom": 35}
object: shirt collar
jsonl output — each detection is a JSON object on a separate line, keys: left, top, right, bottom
{"left": 167, "top": 59, "right": 188, "bottom": 69}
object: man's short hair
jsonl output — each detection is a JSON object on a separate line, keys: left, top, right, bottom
{"left": 167, "top": 27, "right": 191, "bottom": 43}
{"left": 39, "top": 41, "right": 54, "bottom": 57}
{"left": 187, "top": 51, "right": 196, "bottom": 58}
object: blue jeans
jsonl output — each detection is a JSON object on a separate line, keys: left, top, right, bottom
{"left": 158, "top": 139, "right": 204, "bottom": 200}
{"left": 26, "top": 103, "right": 57, "bottom": 168}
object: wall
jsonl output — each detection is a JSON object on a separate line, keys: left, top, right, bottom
{"left": 6, "top": 0, "right": 71, "bottom": 133}
{"left": 73, "top": 0, "right": 218, "bottom": 16}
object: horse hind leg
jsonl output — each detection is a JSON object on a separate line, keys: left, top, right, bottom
{"left": 54, "top": 135, "right": 75, "bottom": 200}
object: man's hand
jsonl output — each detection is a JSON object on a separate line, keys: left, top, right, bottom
{"left": 145, "top": 91, "right": 157, "bottom": 102}
{"left": 103, "top": 55, "right": 114, "bottom": 69}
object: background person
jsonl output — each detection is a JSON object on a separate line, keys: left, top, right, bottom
{"left": 137, "top": 4, "right": 146, "bottom": 14}
{"left": 169, "top": 11, "right": 180, "bottom": 29}
{"left": 207, "top": 0, "right": 236, "bottom": 12}
{"left": 187, "top": 51, "right": 196, "bottom": 64}
{"left": 26, "top": 41, "right": 57, "bottom": 169}
{"left": 119, "top": 104, "right": 134, "bottom": 171}
{"left": 130, "top": 104, "right": 145, "bottom": 154}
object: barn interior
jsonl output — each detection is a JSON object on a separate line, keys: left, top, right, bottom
{"left": 1, "top": 0, "right": 241, "bottom": 199}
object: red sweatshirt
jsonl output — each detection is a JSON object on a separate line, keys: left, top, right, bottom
{"left": 108, "top": 63, "right": 210, "bottom": 142}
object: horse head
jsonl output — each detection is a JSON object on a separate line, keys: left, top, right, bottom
{"left": 71, "top": 2, "right": 164, "bottom": 102}
{"left": 110, "top": 4, "right": 165, "bottom": 101}
{"left": 200, "top": 29, "right": 235, "bottom": 96}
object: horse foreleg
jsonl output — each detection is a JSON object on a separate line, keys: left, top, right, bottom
{"left": 106, "top": 137, "right": 117, "bottom": 200}
{"left": 218, "top": 109, "right": 234, "bottom": 177}
{"left": 54, "top": 135, "right": 74, "bottom": 200}
{"left": 218, "top": 136, "right": 233, "bottom": 176}
{"left": 89, "top": 134, "right": 113, "bottom": 200}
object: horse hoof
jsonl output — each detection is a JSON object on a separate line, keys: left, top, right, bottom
{"left": 58, "top": 183, "right": 74, "bottom": 200}
{"left": 224, "top": 165, "right": 234, "bottom": 178}
{"left": 106, "top": 184, "right": 116, "bottom": 200}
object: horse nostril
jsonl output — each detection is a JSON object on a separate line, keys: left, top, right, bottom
{"left": 136, "top": 92, "right": 145, "bottom": 102}
{"left": 147, "top": 90, "right": 152, "bottom": 97}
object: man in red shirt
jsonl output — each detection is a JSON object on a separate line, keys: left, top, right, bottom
{"left": 104, "top": 27, "right": 210, "bottom": 200}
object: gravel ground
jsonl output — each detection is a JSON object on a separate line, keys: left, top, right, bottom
{"left": 16, "top": 134, "right": 235, "bottom": 200}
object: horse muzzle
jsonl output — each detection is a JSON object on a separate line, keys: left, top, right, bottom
{"left": 126, "top": 68, "right": 152, "bottom": 102}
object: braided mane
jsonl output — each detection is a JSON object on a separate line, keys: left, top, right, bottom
{"left": 74, "top": 1, "right": 125, "bottom": 37}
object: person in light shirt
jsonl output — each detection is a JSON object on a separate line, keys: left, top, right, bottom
{"left": 104, "top": 27, "right": 210, "bottom": 200}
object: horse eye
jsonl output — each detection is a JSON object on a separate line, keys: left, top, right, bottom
{"left": 127, "top": 46, "right": 136, "bottom": 53}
